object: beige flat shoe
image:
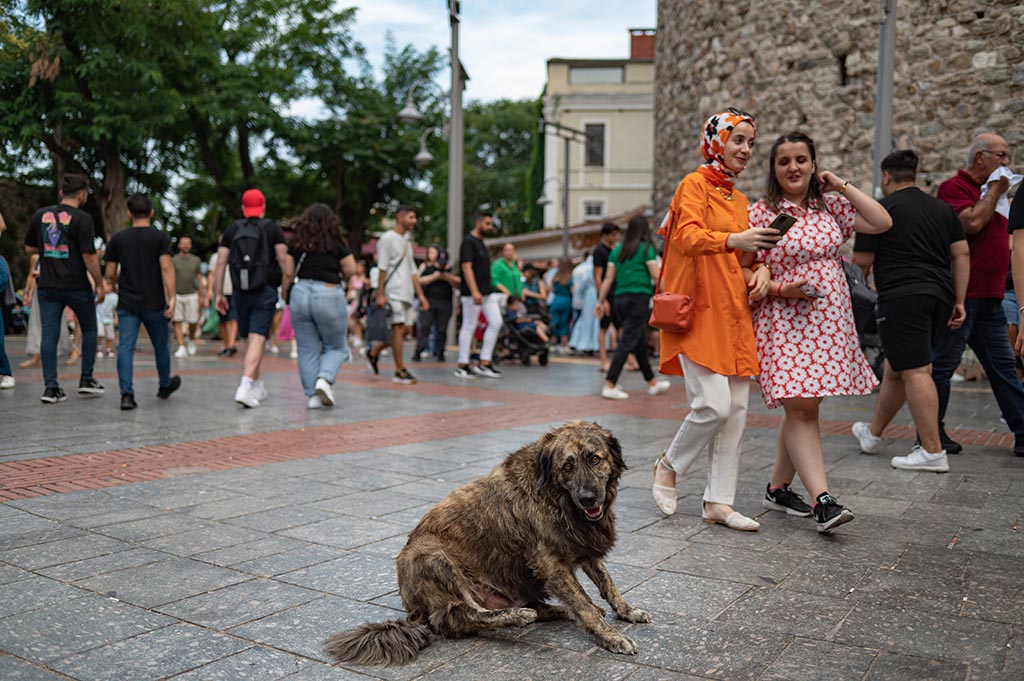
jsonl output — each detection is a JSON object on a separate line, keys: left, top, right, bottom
{"left": 652, "top": 454, "right": 677, "bottom": 516}
{"left": 702, "top": 506, "right": 760, "bottom": 532}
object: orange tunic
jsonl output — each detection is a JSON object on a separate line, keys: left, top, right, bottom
{"left": 657, "top": 169, "right": 760, "bottom": 378}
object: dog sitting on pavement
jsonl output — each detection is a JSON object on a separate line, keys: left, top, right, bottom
{"left": 323, "top": 420, "right": 650, "bottom": 665}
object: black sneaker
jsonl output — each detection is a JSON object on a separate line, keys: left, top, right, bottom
{"left": 453, "top": 364, "right": 476, "bottom": 379}
{"left": 473, "top": 362, "right": 502, "bottom": 379}
{"left": 918, "top": 430, "right": 963, "bottom": 454}
{"left": 813, "top": 492, "right": 854, "bottom": 533}
{"left": 157, "top": 375, "right": 182, "bottom": 399}
{"left": 393, "top": 368, "right": 417, "bottom": 385}
{"left": 762, "top": 483, "right": 812, "bottom": 517}
{"left": 78, "top": 378, "right": 105, "bottom": 395}
{"left": 410, "top": 352, "right": 422, "bottom": 362}
{"left": 120, "top": 393, "right": 137, "bottom": 410}
{"left": 41, "top": 387, "right": 67, "bottom": 404}
{"left": 366, "top": 349, "right": 380, "bottom": 375}
{"left": 1015, "top": 439, "right": 1024, "bottom": 458}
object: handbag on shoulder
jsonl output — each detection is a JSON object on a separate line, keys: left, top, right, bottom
{"left": 649, "top": 210, "right": 695, "bottom": 334}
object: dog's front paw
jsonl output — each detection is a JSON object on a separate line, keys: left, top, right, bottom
{"left": 600, "top": 632, "right": 638, "bottom": 655}
{"left": 618, "top": 607, "right": 651, "bottom": 623}
{"left": 510, "top": 607, "right": 538, "bottom": 626}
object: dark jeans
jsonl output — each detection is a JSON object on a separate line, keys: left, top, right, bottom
{"left": 932, "top": 297, "right": 1024, "bottom": 439}
{"left": 606, "top": 292, "right": 654, "bottom": 385}
{"left": 117, "top": 308, "right": 172, "bottom": 396}
{"left": 38, "top": 287, "right": 97, "bottom": 389}
{"left": 415, "top": 298, "right": 452, "bottom": 359}
{"left": 0, "top": 305, "right": 10, "bottom": 376}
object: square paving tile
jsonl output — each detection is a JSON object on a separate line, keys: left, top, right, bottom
{"left": 74, "top": 557, "right": 250, "bottom": 607}
{"left": 0, "top": 575, "right": 91, "bottom": 618}
{"left": 91, "top": 512, "right": 215, "bottom": 542}
{"left": 156, "top": 578, "right": 322, "bottom": 629}
{"left": 141, "top": 523, "right": 269, "bottom": 557}
{"left": 776, "top": 558, "right": 872, "bottom": 599}
{"left": 0, "top": 533, "right": 134, "bottom": 570}
{"left": 277, "top": 516, "right": 407, "bottom": 550}
{"left": 225, "top": 506, "right": 340, "bottom": 533}
{"left": 0, "top": 561, "right": 32, "bottom": 585}
{"left": 622, "top": 572, "right": 750, "bottom": 620}
{"left": 49, "top": 622, "right": 249, "bottom": 680}
{"left": 171, "top": 645, "right": 324, "bottom": 680}
{"left": 715, "top": 587, "right": 854, "bottom": 638}
{"left": 416, "top": 639, "right": 638, "bottom": 681}
{"left": 36, "top": 547, "right": 169, "bottom": 582}
{"left": 852, "top": 567, "right": 969, "bottom": 615}
{"left": 759, "top": 638, "right": 878, "bottom": 681}
{"left": 0, "top": 594, "right": 174, "bottom": 664}
{"left": 277, "top": 552, "right": 397, "bottom": 601}
{"left": 193, "top": 536, "right": 308, "bottom": 568}
{"left": 658, "top": 543, "right": 801, "bottom": 587}
{"left": 232, "top": 545, "right": 350, "bottom": 577}
{"left": 863, "top": 652, "right": 970, "bottom": 680}
{"left": 306, "top": 490, "right": 434, "bottom": 519}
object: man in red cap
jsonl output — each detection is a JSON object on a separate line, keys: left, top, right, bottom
{"left": 212, "top": 188, "right": 292, "bottom": 407}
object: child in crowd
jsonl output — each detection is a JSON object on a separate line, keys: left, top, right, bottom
{"left": 505, "top": 296, "right": 550, "bottom": 344}
{"left": 95, "top": 278, "right": 118, "bottom": 358}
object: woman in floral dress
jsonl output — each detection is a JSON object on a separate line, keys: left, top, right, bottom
{"left": 746, "top": 131, "right": 891, "bottom": 533}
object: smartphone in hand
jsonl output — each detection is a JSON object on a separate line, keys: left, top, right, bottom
{"left": 800, "top": 283, "right": 826, "bottom": 299}
{"left": 764, "top": 213, "right": 798, "bottom": 247}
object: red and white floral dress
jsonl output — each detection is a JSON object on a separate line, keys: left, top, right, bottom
{"left": 748, "top": 195, "right": 878, "bottom": 408}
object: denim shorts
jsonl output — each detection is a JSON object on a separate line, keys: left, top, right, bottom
{"left": 1002, "top": 289, "right": 1018, "bottom": 327}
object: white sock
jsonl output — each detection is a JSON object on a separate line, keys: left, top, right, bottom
{"left": 241, "top": 376, "right": 254, "bottom": 389}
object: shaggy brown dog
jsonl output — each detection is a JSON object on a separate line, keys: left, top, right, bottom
{"left": 323, "top": 421, "right": 650, "bottom": 665}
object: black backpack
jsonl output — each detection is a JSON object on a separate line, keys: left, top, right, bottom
{"left": 228, "top": 218, "right": 281, "bottom": 292}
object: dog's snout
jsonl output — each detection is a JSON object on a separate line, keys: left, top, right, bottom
{"left": 578, "top": 489, "right": 599, "bottom": 508}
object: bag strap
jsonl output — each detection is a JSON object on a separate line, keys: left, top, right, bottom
{"left": 294, "top": 252, "right": 307, "bottom": 280}
{"left": 655, "top": 208, "right": 699, "bottom": 296}
{"left": 380, "top": 238, "right": 409, "bottom": 290}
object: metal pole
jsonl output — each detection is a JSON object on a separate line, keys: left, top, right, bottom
{"left": 872, "top": 0, "right": 896, "bottom": 198}
{"left": 562, "top": 135, "right": 570, "bottom": 260}
{"left": 447, "top": 1, "right": 463, "bottom": 255}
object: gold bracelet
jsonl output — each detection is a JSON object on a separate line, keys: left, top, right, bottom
{"left": 838, "top": 180, "right": 851, "bottom": 194}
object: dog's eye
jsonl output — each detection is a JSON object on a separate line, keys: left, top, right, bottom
{"left": 562, "top": 462, "right": 573, "bottom": 473}
{"left": 589, "top": 454, "right": 601, "bottom": 465}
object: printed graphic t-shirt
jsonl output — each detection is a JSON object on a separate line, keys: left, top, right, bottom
{"left": 24, "top": 203, "right": 97, "bottom": 290}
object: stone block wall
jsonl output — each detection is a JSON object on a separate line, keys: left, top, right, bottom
{"left": 654, "top": 0, "right": 1024, "bottom": 214}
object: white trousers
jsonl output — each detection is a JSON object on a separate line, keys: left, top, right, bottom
{"left": 458, "top": 293, "right": 503, "bottom": 364}
{"left": 664, "top": 354, "right": 750, "bottom": 506}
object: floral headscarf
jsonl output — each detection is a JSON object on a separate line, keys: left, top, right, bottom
{"left": 700, "top": 108, "right": 756, "bottom": 186}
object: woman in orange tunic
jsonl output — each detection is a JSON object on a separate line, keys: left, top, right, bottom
{"left": 651, "top": 109, "right": 781, "bottom": 530}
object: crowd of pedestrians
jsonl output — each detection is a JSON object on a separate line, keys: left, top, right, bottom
{"left": 3, "top": 113, "right": 1022, "bottom": 541}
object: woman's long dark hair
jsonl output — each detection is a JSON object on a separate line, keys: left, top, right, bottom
{"left": 291, "top": 203, "right": 346, "bottom": 253}
{"left": 618, "top": 215, "right": 653, "bottom": 263}
{"left": 763, "top": 131, "right": 827, "bottom": 214}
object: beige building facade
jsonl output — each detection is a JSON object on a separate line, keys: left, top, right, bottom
{"left": 541, "top": 29, "right": 656, "bottom": 231}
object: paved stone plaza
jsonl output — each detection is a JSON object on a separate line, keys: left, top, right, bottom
{"left": 0, "top": 336, "right": 1021, "bottom": 680}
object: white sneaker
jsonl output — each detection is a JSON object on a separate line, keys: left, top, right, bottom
{"left": 0, "top": 375, "right": 15, "bottom": 389}
{"left": 891, "top": 446, "right": 949, "bottom": 473}
{"left": 601, "top": 385, "right": 629, "bottom": 400}
{"left": 270, "top": 344, "right": 280, "bottom": 355}
{"left": 289, "top": 349, "right": 298, "bottom": 359}
{"left": 852, "top": 421, "right": 882, "bottom": 454}
{"left": 235, "top": 383, "right": 260, "bottom": 408}
{"left": 254, "top": 380, "right": 268, "bottom": 401}
{"left": 314, "top": 378, "right": 335, "bottom": 406}
{"left": 96, "top": 351, "right": 105, "bottom": 358}
{"left": 307, "top": 395, "right": 324, "bottom": 409}
{"left": 174, "top": 346, "right": 188, "bottom": 359}
{"left": 186, "top": 340, "right": 197, "bottom": 356}
{"left": 648, "top": 380, "right": 671, "bottom": 396}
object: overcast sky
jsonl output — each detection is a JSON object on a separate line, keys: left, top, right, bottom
{"left": 344, "top": 0, "right": 658, "bottom": 102}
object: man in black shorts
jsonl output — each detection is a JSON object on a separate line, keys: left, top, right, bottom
{"left": 213, "top": 189, "right": 292, "bottom": 407}
{"left": 851, "top": 150, "right": 969, "bottom": 472}
{"left": 592, "top": 222, "right": 621, "bottom": 372}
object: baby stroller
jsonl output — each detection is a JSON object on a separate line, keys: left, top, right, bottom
{"left": 495, "top": 299, "right": 550, "bottom": 367}
{"left": 844, "top": 260, "right": 885, "bottom": 380}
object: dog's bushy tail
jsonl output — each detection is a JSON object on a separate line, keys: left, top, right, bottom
{"left": 324, "top": 619, "right": 433, "bottom": 666}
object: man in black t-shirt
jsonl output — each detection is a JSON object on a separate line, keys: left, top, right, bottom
{"left": 23, "top": 173, "right": 106, "bottom": 404}
{"left": 212, "top": 188, "right": 292, "bottom": 408}
{"left": 104, "top": 194, "right": 181, "bottom": 410}
{"left": 592, "top": 222, "right": 621, "bottom": 371}
{"left": 454, "top": 211, "right": 502, "bottom": 379}
{"left": 851, "top": 150, "right": 969, "bottom": 469}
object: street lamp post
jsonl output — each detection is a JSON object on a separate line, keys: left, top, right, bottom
{"left": 448, "top": 1, "right": 464, "bottom": 261}
{"left": 538, "top": 118, "right": 588, "bottom": 260}
{"left": 872, "top": 0, "right": 897, "bottom": 198}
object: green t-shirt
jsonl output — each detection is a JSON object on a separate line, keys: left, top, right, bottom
{"left": 609, "top": 242, "right": 656, "bottom": 295}
{"left": 490, "top": 258, "right": 523, "bottom": 298}
{"left": 172, "top": 253, "right": 203, "bottom": 295}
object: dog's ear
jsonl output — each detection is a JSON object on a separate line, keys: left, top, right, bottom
{"left": 606, "top": 432, "right": 626, "bottom": 473}
{"left": 534, "top": 433, "right": 557, "bottom": 488}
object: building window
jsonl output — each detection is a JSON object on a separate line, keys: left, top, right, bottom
{"left": 569, "top": 67, "right": 623, "bottom": 84}
{"left": 585, "top": 124, "right": 605, "bottom": 167}
{"left": 583, "top": 200, "right": 605, "bottom": 218}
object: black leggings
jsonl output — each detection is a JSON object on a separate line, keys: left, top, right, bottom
{"left": 606, "top": 292, "right": 654, "bottom": 385}
{"left": 415, "top": 298, "right": 453, "bottom": 358}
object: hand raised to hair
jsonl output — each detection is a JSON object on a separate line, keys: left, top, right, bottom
{"left": 817, "top": 171, "right": 846, "bottom": 193}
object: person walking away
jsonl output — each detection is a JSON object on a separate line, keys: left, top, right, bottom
{"left": 931, "top": 133, "right": 1024, "bottom": 457}
{"left": 172, "top": 235, "right": 206, "bottom": 358}
{"left": 23, "top": 173, "right": 105, "bottom": 403}
{"left": 365, "top": 205, "right": 422, "bottom": 385}
{"left": 747, "top": 130, "right": 892, "bottom": 532}
{"left": 454, "top": 211, "right": 503, "bottom": 378}
{"left": 213, "top": 188, "right": 292, "bottom": 407}
{"left": 596, "top": 216, "right": 669, "bottom": 399}
{"left": 651, "top": 109, "right": 778, "bottom": 531}
{"left": 103, "top": 194, "right": 182, "bottom": 410}
{"left": 207, "top": 249, "right": 238, "bottom": 356}
{"left": 547, "top": 261, "right": 574, "bottom": 354}
{"left": 94, "top": 278, "right": 118, "bottom": 357}
{"left": 280, "top": 203, "right": 357, "bottom": 409}
{"left": 593, "top": 222, "right": 622, "bottom": 371}
{"left": 571, "top": 254, "right": 600, "bottom": 354}
{"left": 850, "top": 150, "right": 969, "bottom": 469}
{"left": 0, "top": 211, "right": 14, "bottom": 389}
{"left": 414, "top": 245, "right": 459, "bottom": 362}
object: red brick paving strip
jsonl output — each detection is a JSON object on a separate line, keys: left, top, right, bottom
{"left": 0, "top": 374, "right": 1013, "bottom": 500}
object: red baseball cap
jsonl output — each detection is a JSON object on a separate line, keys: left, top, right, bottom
{"left": 241, "top": 189, "right": 266, "bottom": 217}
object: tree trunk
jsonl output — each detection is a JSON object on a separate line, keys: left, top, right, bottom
{"left": 98, "top": 146, "right": 129, "bottom": 239}
{"left": 238, "top": 119, "right": 254, "bottom": 181}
